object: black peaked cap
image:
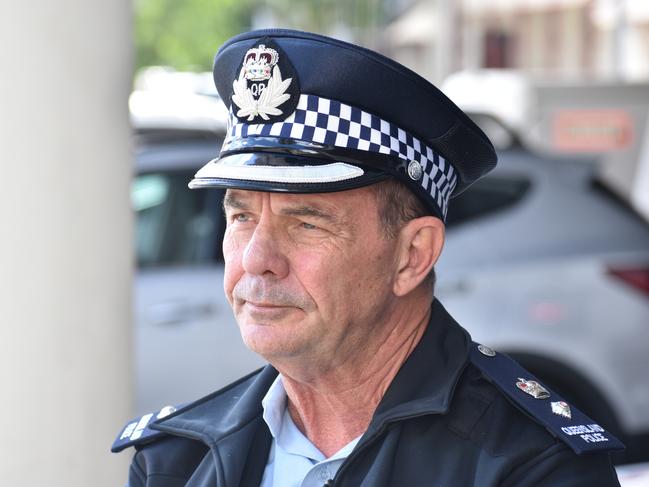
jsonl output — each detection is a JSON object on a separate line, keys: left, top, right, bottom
{"left": 212, "top": 29, "right": 497, "bottom": 194}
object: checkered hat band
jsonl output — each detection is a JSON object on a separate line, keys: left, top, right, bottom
{"left": 223, "top": 94, "right": 458, "bottom": 218}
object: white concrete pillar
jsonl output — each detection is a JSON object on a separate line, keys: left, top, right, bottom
{"left": 435, "top": 0, "right": 456, "bottom": 83}
{"left": 559, "top": 8, "right": 584, "bottom": 79}
{"left": 622, "top": 23, "right": 649, "bottom": 80}
{"left": 528, "top": 12, "right": 546, "bottom": 76}
{"left": 461, "top": 14, "right": 484, "bottom": 70}
{"left": 0, "top": 1, "right": 133, "bottom": 486}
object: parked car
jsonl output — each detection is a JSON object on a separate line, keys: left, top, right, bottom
{"left": 436, "top": 148, "right": 649, "bottom": 464}
{"left": 131, "top": 91, "right": 649, "bottom": 464}
{"left": 131, "top": 89, "right": 266, "bottom": 416}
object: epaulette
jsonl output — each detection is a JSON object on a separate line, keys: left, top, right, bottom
{"left": 470, "top": 342, "right": 625, "bottom": 455}
{"left": 111, "top": 404, "right": 181, "bottom": 453}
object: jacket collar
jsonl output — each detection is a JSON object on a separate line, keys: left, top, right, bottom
{"left": 152, "top": 299, "right": 470, "bottom": 445}
{"left": 151, "top": 365, "right": 279, "bottom": 444}
{"left": 368, "top": 299, "right": 470, "bottom": 431}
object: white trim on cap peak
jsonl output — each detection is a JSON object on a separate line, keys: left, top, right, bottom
{"left": 193, "top": 161, "right": 364, "bottom": 184}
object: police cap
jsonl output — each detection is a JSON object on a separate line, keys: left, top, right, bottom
{"left": 189, "top": 29, "right": 497, "bottom": 220}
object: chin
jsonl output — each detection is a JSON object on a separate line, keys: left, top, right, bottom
{"left": 238, "top": 321, "right": 304, "bottom": 360}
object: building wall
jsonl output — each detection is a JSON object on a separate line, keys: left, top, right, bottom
{"left": 456, "top": 0, "right": 649, "bottom": 82}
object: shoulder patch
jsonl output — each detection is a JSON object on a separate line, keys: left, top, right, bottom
{"left": 470, "top": 343, "right": 625, "bottom": 455}
{"left": 111, "top": 405, "right": 180, "bottom": 453}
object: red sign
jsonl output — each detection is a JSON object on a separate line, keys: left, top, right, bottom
{"left": 552, "top": 109, "right": 634, "bottom": 152}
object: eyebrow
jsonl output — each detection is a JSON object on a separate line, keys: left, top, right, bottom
{"left": 222, "top": 192, "right": 249, "bottom": 211}
{"left": 222, "top": 191, "right": 342, "bottom": 224}
{"left": 279, "top": 205, "right": 338, "bottom": 223}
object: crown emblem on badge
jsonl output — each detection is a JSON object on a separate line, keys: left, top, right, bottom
{"left": 232, "top": 43, "right": 293, "bottom": 122}
{"left": 242, "top": 44, "right": 279, "bottom": 81}
{"left": 516, "top": 377, "right": 551, "bottom": 399}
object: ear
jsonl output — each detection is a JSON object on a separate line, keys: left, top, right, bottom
{"left": 393, "top": 216, "right": 445, "bottom": 296}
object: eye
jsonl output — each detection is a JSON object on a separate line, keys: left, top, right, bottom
{"left": 300, "top": 222, "right": 317, "bottom": 230}
{"left": 228, "top": 213, "right": 251, "bottom": 224}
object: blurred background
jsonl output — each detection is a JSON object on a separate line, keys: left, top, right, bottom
{"left": 2, "top": 0, "right": 649, "bottom": 486}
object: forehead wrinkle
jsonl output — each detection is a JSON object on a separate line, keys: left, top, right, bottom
{"left": 275, "top": 195, "right": 354, "bottom": 228}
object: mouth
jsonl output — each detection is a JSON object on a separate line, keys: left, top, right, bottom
{"left": 241, "top": 301, "right": 298, "bottom": 320}
{"left": 247, "top": 301, "right": 285, "bottom": 307}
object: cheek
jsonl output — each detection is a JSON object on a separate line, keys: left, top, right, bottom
{"left": 345, "top": 239, "right": 395, "bottom": 296}
{"left": 222, "top": 232, "right": 244, "bottom": 303}
{"left": 292, "top": 247, "right": 365, "bottom": 303}
{"left": 287, "top": 250, "right": 341, "bottom": 306}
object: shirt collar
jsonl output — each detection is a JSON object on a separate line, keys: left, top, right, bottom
{"left": 261, "top": 374, "right": 287, "bottom": 440}
{"left": 262, "top": 374, "right": 362, "bottom": 461}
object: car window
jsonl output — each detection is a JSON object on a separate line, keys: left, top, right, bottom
{"left": 445, "top": 176, "right": 531, "bottom": 227}
{"left": 133, "top": 170, "right": 225, "bottom": 267}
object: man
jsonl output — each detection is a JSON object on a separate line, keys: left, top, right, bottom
{"left": 113, "top": 29, "right": 623, "bottom": 486}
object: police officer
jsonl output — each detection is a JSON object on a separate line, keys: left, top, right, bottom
{"left": 113, "top": 29, "right": 623, "bottom": 486}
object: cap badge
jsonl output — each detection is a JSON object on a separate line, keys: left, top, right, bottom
{"left": 551, "top": 401, "right": 572, "bottom": 419}
{"left": 232, "top": 39, "right": 299, "bottom": 123}
{"left": 516, "top": 377, "right": 551, "bottom": 399}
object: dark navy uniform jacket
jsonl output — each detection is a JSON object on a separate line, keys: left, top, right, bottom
{"left": 115, "top": 300, "right": 621, "bottom": 486}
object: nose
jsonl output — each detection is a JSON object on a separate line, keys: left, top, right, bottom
{"left": 241, "top": 219, "right": 290, "bottom": 278}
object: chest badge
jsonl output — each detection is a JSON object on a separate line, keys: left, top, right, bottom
{"left": 232, "top": 39, "right": 300, "bottom": 123}
{"left": 516, "top": 377, "right": 551, "bottom": 399}
{"left": 551, "top": 401, "right": 572, "bottom": 419}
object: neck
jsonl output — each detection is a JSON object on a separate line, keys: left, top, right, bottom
{"left": 279, "top": 300, "right": 431, "bottom": 457}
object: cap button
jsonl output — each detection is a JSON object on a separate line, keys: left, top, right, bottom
{"left": 407, "top": 160, "right": 423, "bottom": 180}
{"left": 477, "top": 344, "right": 496, "bottom": 357}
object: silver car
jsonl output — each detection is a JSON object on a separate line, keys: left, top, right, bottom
{"left": 132, "top": 96, "right": 649, "bottom": 464}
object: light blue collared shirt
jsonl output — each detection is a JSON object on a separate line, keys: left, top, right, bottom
{"left": 259, "top": 375, "right": 361, "bottom": 487}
